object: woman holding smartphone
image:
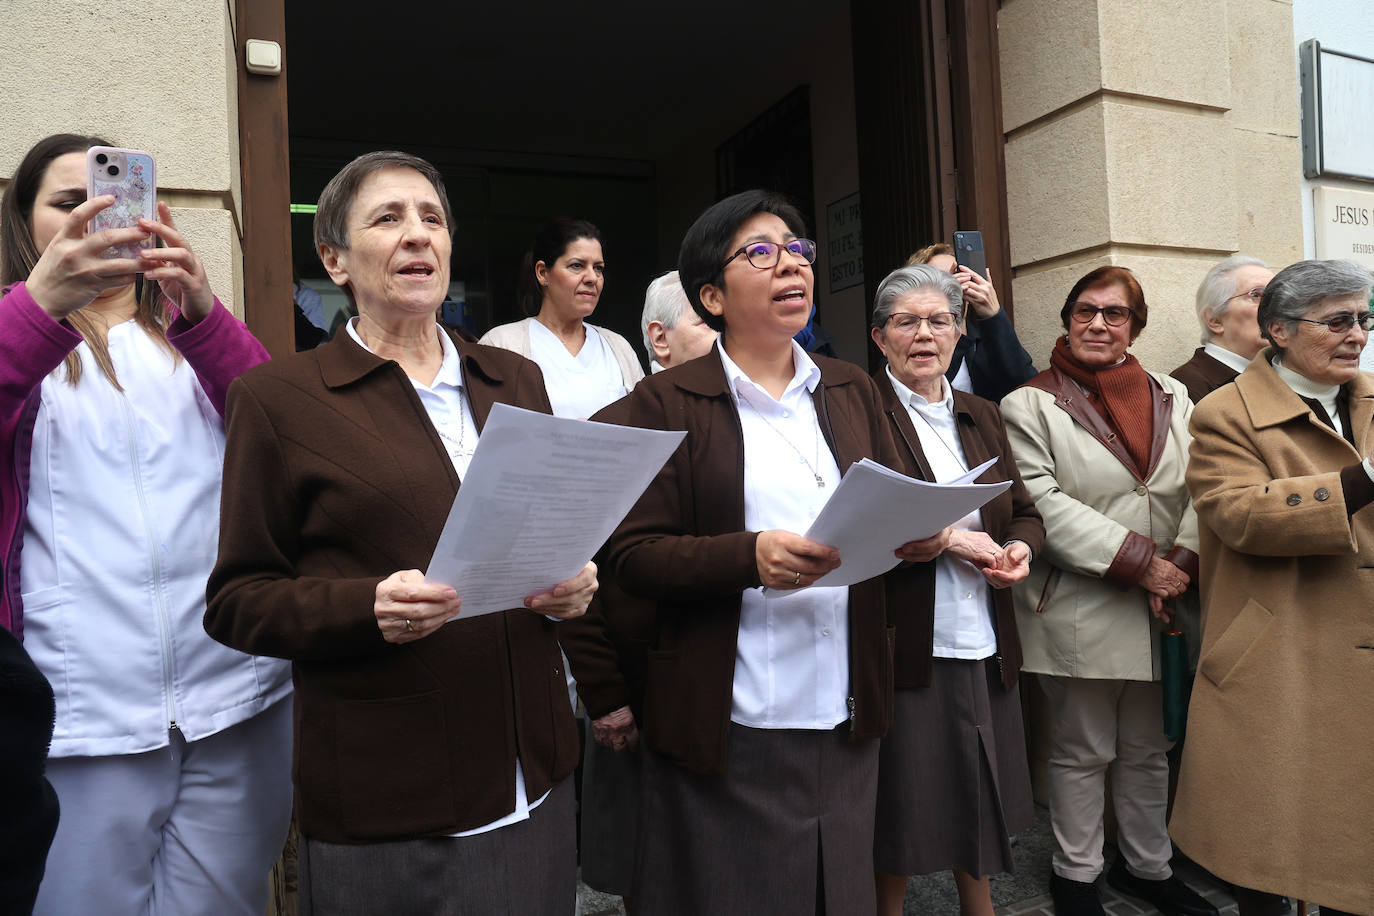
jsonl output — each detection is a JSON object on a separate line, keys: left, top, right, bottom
{"left": 0, "top": 133, "right": 291, "bottom": 916}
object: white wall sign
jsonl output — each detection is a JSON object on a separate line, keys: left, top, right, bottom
{"left": 826, "top": 192, "right": 863, "bottom": 294}
{"left": 1314, "top": 186, "right": 1374, "bottom": 270}
{"left": 1300, "top": 40, "right": 1374, "bottom": 181}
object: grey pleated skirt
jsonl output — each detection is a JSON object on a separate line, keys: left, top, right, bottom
{"left": 634, "top": 723, "right": 880, "bottom": 916}
{"left": 579, "top": 736, "right": 642, "bottom": 896}
{"left": 297, "top": 776, "right": 576, "bottom": 916}
{"left": 874, "top": 657, "right": 1034, "bottom": 877}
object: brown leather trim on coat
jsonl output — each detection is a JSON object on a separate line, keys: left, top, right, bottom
{"left": 1023, "top": 367, "right": 1172, "bottom": 481}
{"left": 1165, "top": 546, "right": 1200, "bottom": 584}
{"left": 1105, "top": 530, "right": 1157, "bottom": 586}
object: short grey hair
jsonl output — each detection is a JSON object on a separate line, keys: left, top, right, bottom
{"left": 313, "top": 150, "right": 454, "bottom": 252}
{"left": 1259, "top": 259, "right": 1374, "bottom": 347}
{"left": 640, "top": 270, "right": 692, "bottom": 356}
{"left": 871, "top": 265, "right": 964, "bottom": 330}
{"left": 1196, "top": 255, "right": 1267, "bottom": 344}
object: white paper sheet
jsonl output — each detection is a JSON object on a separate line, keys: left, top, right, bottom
{"left": 802, "top": 457, "right": 1012, "bottom": 588}
{"left": 425, "top": 403, "right": 685, "bottom": 619}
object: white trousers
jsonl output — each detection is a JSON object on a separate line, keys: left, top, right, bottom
{"left": 34, "top": 697, "right": 293, "bottom": 916}
{"left": 1040, "top": 675, "right": 1173, "bottom": 883}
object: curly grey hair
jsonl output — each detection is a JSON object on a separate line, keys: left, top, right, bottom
{"left": 871, "top": 265, "right": 964, "bottom": 331}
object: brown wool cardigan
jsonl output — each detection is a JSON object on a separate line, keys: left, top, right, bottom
{"left": 604, "top": 351, "right": 903, "bottom": 776}
{"left": 874, "top": 371, "right": 1045, "bottom": 690}
{"left": 1170, "top": 347, "right": 1241, "bottom": 405}
{"left": 205, "top": 330, "right": 578, "bottom": 843}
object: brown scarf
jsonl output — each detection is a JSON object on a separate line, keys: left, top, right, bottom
{"left": 1050, "top": 336, "right": 1154, "bottom": 473}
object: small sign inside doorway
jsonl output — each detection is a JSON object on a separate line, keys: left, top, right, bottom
{"left": 826, "top": 192, "right": 863, "bottom": 294}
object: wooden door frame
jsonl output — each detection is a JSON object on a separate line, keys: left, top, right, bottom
{"left": 852, "top": 0, "right": 1013, "bottom": 368}
{"left": 947, "top": 0, "right": 1013, "bottom": 316}
{"left": 235, "top": 0, "right": 294, "bottom": 356}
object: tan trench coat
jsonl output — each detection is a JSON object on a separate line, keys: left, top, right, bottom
{"left": 1169, "top": 352, "right": 1374, "bottom": 914}
{"left": 1001, "top": 370, "right": 1199, "bottom": 681}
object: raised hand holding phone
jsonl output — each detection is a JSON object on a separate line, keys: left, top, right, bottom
{"left": 952, "top": 230, "right": 1001, "bottom": 319}
{"left": 24, "top": 194, "right": 148, "bottom": 320}
{"left": 138, "top": 202, "right": 215, "bottom": 322}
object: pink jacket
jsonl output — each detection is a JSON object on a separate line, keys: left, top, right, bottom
{"left": 0, "top": 281, "right": 269, "bottom": 637}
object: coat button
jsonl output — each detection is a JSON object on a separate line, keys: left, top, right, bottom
{"left": 1315, "top": 488, "right": 1331, "bottom": 502}
{"left": 1287, "top": 493, "right": 1302, "bottom": 506}
{"left": 1135, "top": 485, "right": 1147, "bottom": 496}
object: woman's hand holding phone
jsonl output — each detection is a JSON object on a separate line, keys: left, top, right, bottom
{"left": 138, "top": 202, "right": 214, "bottom": 323}
{"left": 25, "top": 195, "right": 148, "bottom": 320}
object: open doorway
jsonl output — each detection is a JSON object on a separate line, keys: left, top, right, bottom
{"left": 247, "top": 1, "right": 1011, "bottom": 364}
{"left": 280, "top": 1, "right": 873, "bottom": 361}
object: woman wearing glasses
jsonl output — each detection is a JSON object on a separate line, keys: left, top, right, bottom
{"left": 999, "top": 267, "right": 1215, "bottom": 916}
{"left": 867, "top": 266, "right": 1044, "bottom": 916}
{"left": 1170, "top": 256, "right": 1274, "bottom": 404}
{"left": 1170, "top": 260, "right": 1374, "bottom": 916}
{"left": 604, "top": 190, "right": 921, "bottom": 914}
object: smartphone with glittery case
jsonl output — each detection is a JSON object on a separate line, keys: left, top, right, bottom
{"left": 86, "top": 146, "right": 157, "bottom": 260}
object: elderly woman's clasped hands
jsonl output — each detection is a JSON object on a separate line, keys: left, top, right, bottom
{"left": 375, "top": 563, "right": 597, "bottom": 644}
{"left": 894, "top": 528, "right": 1032, "bottom": 588}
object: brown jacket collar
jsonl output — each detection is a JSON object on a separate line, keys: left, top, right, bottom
{"left": 315, "top": 325, "right": 511, "bottom": 429}
{"left": 873, "top": 368, "right": 982, "bottom": 481}
{"left": 1023, "top": 366, "right": 1173, "bottom": 482}
{"left": 666, "top": 347, "right": 861, "bottom": 462}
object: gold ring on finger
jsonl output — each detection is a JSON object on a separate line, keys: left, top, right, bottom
{"left": 405, "top": 618, "right": 414, "bottom": 631}
{"left": 793, "top": 570, "right": 801, "bottom": 586}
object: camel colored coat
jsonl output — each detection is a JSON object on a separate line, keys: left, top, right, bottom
{"left": 1170, "top": 353, "right": 1374, "bottom": 915}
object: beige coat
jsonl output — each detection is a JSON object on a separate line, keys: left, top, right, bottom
{"left": 478, "top": 317, "right": 644, "bottom": 390}
{"left": 1001, "top": 370, "right": 1199, "bottom": 681}
{"left": 1169, "top": 352, "right": 1374, "bottom": 914}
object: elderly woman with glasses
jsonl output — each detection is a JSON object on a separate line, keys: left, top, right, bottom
{"left": 866, "top": 266, "right": 1044, "bottom": 916}
{"left": 1169, "top": 260, "right": 1374, "bottom": 916}
{"left": 1170, "top": 256, "right": 1275, "bottom": 403}
{"left": 1000, "top": 267, "right": 1215, "bottom": 916}
{"left": 604, "top": 190, "right": 936, "bottom": 915}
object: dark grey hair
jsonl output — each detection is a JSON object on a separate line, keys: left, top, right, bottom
{"left": 313, "top": 150, "right": 454, "bottom": 253}
{"left": 1259, "top": 259, "right": 1374, "bottom": 347}
{"left": 871, "top": 265, "right": 964, "bottom": 331}
{"left": 1195, "top": 255, "right": 1267, "bottom": 345}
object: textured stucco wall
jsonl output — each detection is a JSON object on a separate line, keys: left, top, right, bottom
{"left": 999, "top": 0, "right": 1305, "bottom": 375}
{"left": 0, "top": 0, "right": 243, "bottom": 315}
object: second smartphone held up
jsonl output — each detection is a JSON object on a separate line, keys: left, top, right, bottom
{"left": 952, "top": 230, "right": 987, "bottom": 280}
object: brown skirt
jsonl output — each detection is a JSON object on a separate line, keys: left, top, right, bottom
{"left": 874, "top": 657, "right": 1034, "bottom": 877}
{"left": 579, "top": 735, "right": 641, "bottom": 896}
{"left": 297, "top": 777, "right": 576, "bottom": 916}
{"left": 634, "top": 723, "right": 880, "bottom": 916}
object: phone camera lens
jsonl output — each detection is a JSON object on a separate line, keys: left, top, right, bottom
{"left": 108, "top": 165, "right": 120, "bottom": 177}
{"left": 95, "top": 153, "right": 108, "bottom": 165}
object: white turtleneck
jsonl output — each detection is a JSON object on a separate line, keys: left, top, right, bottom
{"left": 1272, "top": 353, "right": 1374, "bottom": 483}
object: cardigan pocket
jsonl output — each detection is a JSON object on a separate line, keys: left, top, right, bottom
{"left": 335, "top": 690, "right": 455, "bottom": 839}
{"left": 641, "top": 648, "right": 709, "bottom": 772}
{"left": 1199, "top": 598, "right": 1273, "bottom": 689}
